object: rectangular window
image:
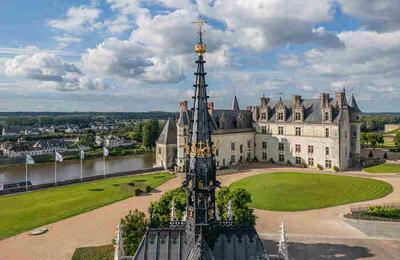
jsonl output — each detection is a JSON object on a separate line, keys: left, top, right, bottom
{"left": 261, "top": 112, "right": 266, "bottom": 120}
{"left": 217, "top": 161, "right": 220, "bottom": 167}
{"left": 325, "top": 147, "right": 330, "bottom": 156}
{"left": 308, "top": 145, "right": 314, "bottom": 154}
{"left": 240, "top": 144, "right": 243, "bottom": 153}
{"left": 231, "top": 155, "right": 235, "bottom": 164}
{"left": 278, "top": 112, "right": 284, "bottom": 120}
{"left": 325, "top": 160, "right": 332, "bottom": 168}
{"left": 279, "top": 154, "right": 285, "bottom": 162}
{"left": 295, "top": 112, "right": 302, "bottom": 121}
{"left": 295, "top": 156, "right": 302, "bottom": 165}
{"left": 231, "top": 142, "right": 235, "bottom": 151}
{"left": 247, "top": 140, "right": 251, "bottom": 149}
{"left": 295, "top": 127, "right": 301, "bottom": 136}
{"left": 262, "top": 141, "right": 267, "bottom": 149}
{"left": 325, "top": 128, "right": 329, "bottom": 137}
{"left": 261, "top": 126, "right": 267, "bottom": 134}
{"left": 308, "top": 157, "right": 314, "bottom": 166}
{"left": 262, "top": 152, "right": 267, "bottom": 160}
{"left": 295, "top": 144, "right": 301, "bottom": 153}
{"left": 278, "top": 126, "right": 284, "bottom": 135}
{"left": 216, "top": 149, "right": 219, "bottom": 156}
{"left": 158, "top": 147, "right": 161, "bottom": 154}
{"left": 279, "top": 143, "right": 284, "bottom": 151}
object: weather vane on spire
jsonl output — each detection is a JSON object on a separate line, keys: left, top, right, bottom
{"left": 192, "top": 16, "right": 207, "bottom": 55}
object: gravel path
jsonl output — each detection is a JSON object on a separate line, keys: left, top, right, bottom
{"left": 0, "top": 166, "right": 399, "bottom": 260}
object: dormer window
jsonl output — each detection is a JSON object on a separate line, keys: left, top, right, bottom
{"left": 261, "top": 112, "right": 266, "bottom": 120}
{"left": 325, "top": 112, "right": 329, "bottom": 121}
{"left": 277, "top": 112, "right": 284, "bottom": 121}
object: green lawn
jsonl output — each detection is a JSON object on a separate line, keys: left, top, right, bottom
{"left": 230, "top": 172, "right": 393, "bottom": 211}
{"left": 364, "top": 163, "right": 400, "bottom": 174}
{"left": 0, "top": 172, "right": 173, "bottom": 240}
{"left": 72, "top": 245, "right": 114, "bottom": 260}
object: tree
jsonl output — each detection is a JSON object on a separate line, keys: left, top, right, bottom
{"left": 150, "top": 188, "right": 186, "bottom": 226}
{"left": 360, "top": 132, "right": 369, "bottom": 148}
{"left": 142, "top": 119, "right": 160, "bottom": 148}
{"left": 120, "top": 209, "right": 148, "bottom": 256}
{"left": 216, "top": 186, "right": 256, "bottom": 226}
{"left": 394, "top": 132, "right": 400, "bottom": 150}
{"left": 78, "top": 129, "right": 96, "bottom": 147}
{"left": 377, "top": 134, "right": 384, "bottom": 147}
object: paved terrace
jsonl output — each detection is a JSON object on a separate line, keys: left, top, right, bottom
{"left": 0, "top": 166, "right": 399, "bottom": 260}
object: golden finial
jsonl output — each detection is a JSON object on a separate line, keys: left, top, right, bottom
{"left": 192, "top": 16, "right": 207, "bottom": 55}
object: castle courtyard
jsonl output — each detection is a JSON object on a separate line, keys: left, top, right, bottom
{"left": 0, "top": 165, "right": 399, "bottom": 259}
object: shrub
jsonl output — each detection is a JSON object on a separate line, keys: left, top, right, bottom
{"left": 145, "top": 185, "right": 152, "bottom": 193}
{"left": 134, "top": 188, "right": 142, "bottom": 196}
{"left": 301, "top": 161, "right": 308, "bottom": 168}
{"left": 119, "top": 209, "right": 147, "bottom": 255}
{"left": 269, "top": 158, "right": 274, "bottom": 164}
{"left": 286, "top": 160, "right": 292, "bottom": 166}
{"left": 333, "top": 166, "right": 340, "bottom": 172}
{"left": 316, "top": 164, "right": 323, "bottom": 170}
{"left": 366, "top": 206, "right": 400, "bottom": 219}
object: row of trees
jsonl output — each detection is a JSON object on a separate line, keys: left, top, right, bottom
{"left": 361, "top": 113, "right": 400, "bottom": 132}
{"left": 361, "top": 132, "right": 400, "bottom": 150}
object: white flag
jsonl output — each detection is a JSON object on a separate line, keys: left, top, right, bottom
{"left": 80, "top": 149, "right": 85, "bottom": 160}
{"left": 26, "top": 154, "right": 35, "bottom": 165}
{"left": 103, "top": 147, "right": 109, "bottom": 157}
{"left": 55, "top": 152, "right": 63, "bottom": 162}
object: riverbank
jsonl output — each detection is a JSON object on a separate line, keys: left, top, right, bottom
{"left": 0, "top": 145, "right": 152, "bottom": 169}
{"left": 0, "top": 153, "right": 156, "bottom": 186}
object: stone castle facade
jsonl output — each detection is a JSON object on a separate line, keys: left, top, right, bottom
{"left": 156, "top": 90, "right": 362, "bottom": 171}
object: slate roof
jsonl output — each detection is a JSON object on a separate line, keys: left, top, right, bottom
{"left": 156, "top": 119, "right": 177, "bottom": 145}
{"left": 349, "top": 94, "right": 361, "bottom": 112}
{"left": 264, "top": 98, "right": 341, "bottom": 124}
{"left": 132, "top": 225, "right": 269, "bottom": 260}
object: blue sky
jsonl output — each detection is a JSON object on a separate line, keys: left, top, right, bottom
{"left": 0, "top": 0, "right": 399, "bottom": 112}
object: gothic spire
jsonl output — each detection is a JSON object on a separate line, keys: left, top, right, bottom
{"left": 184, "top": 17, "right": 217, "bottom": 246}
{"left": 232, "top": 95, "right": 240, "bottom": 112}
{"left": 349, "top": 92, "right": 361, "bottom": 112}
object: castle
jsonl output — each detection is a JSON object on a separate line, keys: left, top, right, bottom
{"left": 156, "top": 91, "right": 362, "bottom": 172}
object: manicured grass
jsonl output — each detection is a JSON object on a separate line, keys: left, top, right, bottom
{"left": 364, "top": 163, "right": 400, "bottom": 174}
{"left": 230, "top": 172, "right": 393, "bottom": 211}
{"left": 0, "top": 172, "right": 173, "bottom": 240}
{"left": 72, "top": 244, "right": 114, "bottom": 260}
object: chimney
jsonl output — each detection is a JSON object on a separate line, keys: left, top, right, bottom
{"left": 292, "top": 95, "right": 302, "bottom": 107}
{"left": 260, "top": 95, "right": 269, "bottom": 107}
{"left": 179, "top": 100, "right": 188, "bottom": 112}
{"left": 320, "top": 93, "right": 329, "bottom": 108}
{"left": 335, "top": 91, "right": 347, "bottom": 108}
{"left": 207, "top": 101, "right": 214, "bottom": 114}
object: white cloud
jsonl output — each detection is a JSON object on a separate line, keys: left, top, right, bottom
{"left": 339, "top": 0, "right": 400, "bottom": 30}
{"left": 53, "top": 35, "right": 82, "bottom": 48}
{"left": 48, "top": 6, "right": 101, "bottom": 33}
{"left": 4, "top": 53, "right": 109, "bottom": 91}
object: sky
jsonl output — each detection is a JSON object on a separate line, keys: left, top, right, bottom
{"left": 0, "top": 0, "right": 399, "bottom": 112}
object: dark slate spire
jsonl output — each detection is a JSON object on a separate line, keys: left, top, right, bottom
{"left": 349, "top": 92, "right": 361, "bottom": 112}
{"left": 184, "top": 17, "right": 217, "bottom": 252}
{"left": 232, "top": 95, "right": 240, "bottom": 112}
{"left": 156, "top": 118, "right": 177, "bottom": 145}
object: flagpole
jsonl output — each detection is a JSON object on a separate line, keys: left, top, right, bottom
{"left": 80, "top": 156, "right": 83, "bottom": 182}
{"left": 25, "top": 160, "right": 28, "bottom": 191}
{"left": 54, "top": 154, "right": 57, "bottom": 186}
{"left": 103, "top": 155, "right": 106, "bottom": 178}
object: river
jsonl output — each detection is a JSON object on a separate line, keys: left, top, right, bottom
{"left": 0, "top": 153, "right": 156, "bottom": 185}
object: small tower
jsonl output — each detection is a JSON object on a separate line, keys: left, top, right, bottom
{"left": 349, "top": 92, "right": 362, "bottom": 167}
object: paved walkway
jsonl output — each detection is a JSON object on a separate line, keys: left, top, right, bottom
{"left": 0, "top": 167, "right": 399, "bottom": 260}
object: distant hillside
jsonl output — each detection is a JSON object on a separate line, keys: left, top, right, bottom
{"left": 0, "top": 111, "right": 178, "bottom": 127}
{"left": 361, "top": 113, "right": 400, "bottom": 132}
